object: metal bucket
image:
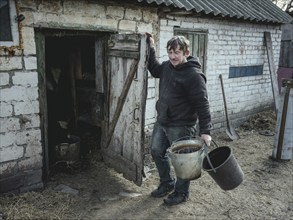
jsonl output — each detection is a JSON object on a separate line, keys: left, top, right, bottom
{"left": 202, "top": 146, "right": 244, "bottom": 190}
{"left": 55, "top": 135, "right": 80, "bottom": 164}
{"left": 168, "top": 139, "right": 204, "bottom": 180}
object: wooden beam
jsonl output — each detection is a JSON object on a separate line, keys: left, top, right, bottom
{"left": 264, "top": 32, "right": 280, "bottom": 114}
{"left": 276, "top": 79, "right": 293, "bottom": 160}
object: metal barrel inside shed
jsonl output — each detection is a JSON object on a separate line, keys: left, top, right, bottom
{"left": 202, "top": 146, "right": 244, "bottom": 190}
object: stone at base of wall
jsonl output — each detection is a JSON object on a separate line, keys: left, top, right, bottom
{"left": 0, "top": 169, "right": 43, "bottom": 194}
{"left": 19, "top": 182, "right": 44, "bottom": 194}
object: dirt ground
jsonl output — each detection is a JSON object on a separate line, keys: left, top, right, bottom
{"left": 0, "top": 110, "right": 292, "bottom": 220}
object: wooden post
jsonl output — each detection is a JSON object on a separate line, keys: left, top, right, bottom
{"left": 274, "top": 79, "right": 293, "bottom": 160}
{"left": 264, "top": 32, "right": 280, "bottom": 114}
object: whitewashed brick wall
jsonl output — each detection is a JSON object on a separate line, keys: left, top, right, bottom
{"left": 156, "top": 17, "right": 282, "bottom": 131}
{"left": 0, "top": 68, "right": 43, "bottom": 192}
{"left": 0, "top": 0, "right": 158, "bottom": 193}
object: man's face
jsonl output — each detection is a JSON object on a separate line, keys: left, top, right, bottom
{"left": 167, "top": 45, "right": 189, "bottom": 67}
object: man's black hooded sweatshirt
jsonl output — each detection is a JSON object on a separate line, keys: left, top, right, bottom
{"left": 148, "top": 47, "right": 212, "bottom": 135}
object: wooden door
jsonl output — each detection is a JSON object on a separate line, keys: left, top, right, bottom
{"left": 102, "top": 34, "right": 148, "bottom": 186}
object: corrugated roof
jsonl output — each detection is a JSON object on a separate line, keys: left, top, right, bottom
{"left": 137, "top": 0, "right": 293, "bottom": 24}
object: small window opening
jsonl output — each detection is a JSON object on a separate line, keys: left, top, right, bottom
{"left": 229, "top": 65, "right": 264, "bottom": 78}
{"left": 0, "top": 0, "right": 12, "bottom": 41}
{"left": 174, "top": 29, "right": 208, "bottom": 73}
{"left": 0, "top": 0, "right": 19, "bottom": 47}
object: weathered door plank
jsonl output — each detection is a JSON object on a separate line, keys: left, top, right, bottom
{"left": 102, "top": 34, "right": 148, "bottom": 186}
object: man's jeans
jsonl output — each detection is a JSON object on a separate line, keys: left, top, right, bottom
{"left": 150, "top": 122, "right": 197, "bottom": 194}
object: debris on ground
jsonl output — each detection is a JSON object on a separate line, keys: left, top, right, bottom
{"left": 241, "top": 110, "right": 276, "bottom": 131}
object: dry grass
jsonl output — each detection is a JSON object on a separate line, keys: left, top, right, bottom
{"left": 0, "top": 189, "right": 80, "bottom": 220}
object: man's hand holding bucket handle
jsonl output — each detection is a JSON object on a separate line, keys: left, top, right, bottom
{"left": 201, "top": 134, "right": 212, "bottom": 146}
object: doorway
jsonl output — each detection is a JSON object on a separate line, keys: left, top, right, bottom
{"left": 36, "top": 30, "right": 147, "bottom": 186}
{"left": 43, "top": 34, "right": 104, "bottom": 173}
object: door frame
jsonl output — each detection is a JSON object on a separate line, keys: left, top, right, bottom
{"left": 35, "top": 27, "right": 113, "bottom": 179}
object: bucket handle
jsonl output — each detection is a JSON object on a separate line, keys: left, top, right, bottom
{"left": 204, "top": 142, "right": 217, "bottom": 173}
{"left": 171, "top": 136, "right": 206, "bottom": 155}
{"left": 172, "top": 135, "right": 196, "bottom": 144}
{"left": 211, "top": 139, "right": 219, "bottom": 148}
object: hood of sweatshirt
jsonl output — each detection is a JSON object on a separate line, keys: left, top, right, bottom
{"left": 169, "top": 56, "right": 206, "bottom": 83}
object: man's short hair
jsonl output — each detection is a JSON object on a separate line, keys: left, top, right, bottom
{"left": 167, "top": 36, "right": 190, "bottom": 52}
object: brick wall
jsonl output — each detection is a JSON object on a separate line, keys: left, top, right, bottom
{"left": 0, "top": 69, "right": 43, "bottom": 193}
{"left": 156, "top": 17, "right": 281, "bottom": 132}
{"left": 0, "top": 0, "right": 158, "bottom": 193}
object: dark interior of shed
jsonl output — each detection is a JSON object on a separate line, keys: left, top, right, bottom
{"left": 45, "top": 36, "right": 102, "bottom": 172}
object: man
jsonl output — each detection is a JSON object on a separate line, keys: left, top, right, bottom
{"left": 147, "top": 35, "right": 212, "bottom": 205}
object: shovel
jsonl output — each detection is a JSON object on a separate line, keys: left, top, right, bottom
{"left": 219, "top": 74, "right": 240, "bottom": 140}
